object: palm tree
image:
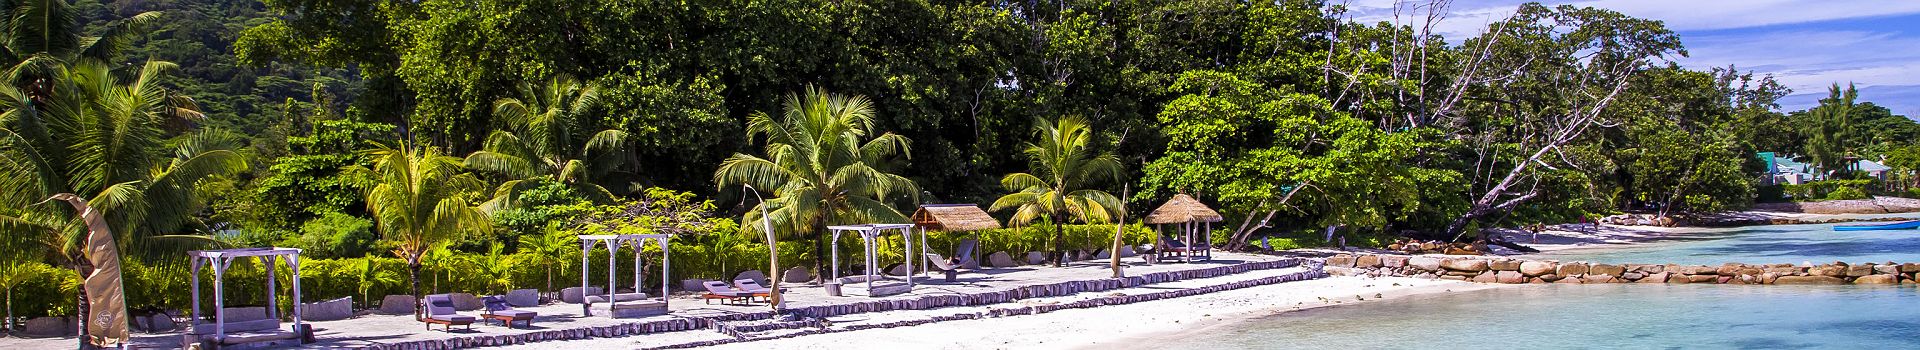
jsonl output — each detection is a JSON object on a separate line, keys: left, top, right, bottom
{"left": 991, "top": 116, "right": 1123, "bottom": 267}
{"left": 0, "top": 0, "right": 162, "bottom": 83}
{"left": 355, "top": 143, "right": 491, "bottom": 302}
{"left": 714, "top": 86, "right": 917, "bottom": 278}
{"left": 517, "top": 222, "right": 576, "bottom": 297}
{"left": 0, "top": 60, "right": 240, "bottom": 343}
{"left": 352, "top": 258, "right": 399, "bottom": 310}
{"left": 465, "top": 75, "right": 628, "bottom": 210}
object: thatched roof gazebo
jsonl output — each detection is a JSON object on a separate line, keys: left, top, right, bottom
{"left": 1145, "top": 194, "right": 1223, "bottom": 225}
{"left": 910, "top": 204, "right": 1001, "bottom": 271}
{"left": 1145, "top": 194, "right": 1221, "bottom": 262}
{"left": 911, "top": 204, "right": 1002, "bottom": 232}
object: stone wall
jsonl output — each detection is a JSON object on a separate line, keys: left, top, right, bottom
{"left": 1324, "top": 253, "right": 1920, "bottom": 285}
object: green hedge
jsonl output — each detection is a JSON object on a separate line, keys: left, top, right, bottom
{"left": 1783, "top": 179, "right": 1876, "bottom": 201}
{"left": 3, "top": 224, "right": 1167, "bottom": 319}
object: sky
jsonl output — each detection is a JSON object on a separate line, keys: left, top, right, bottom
{"left": 1341, "top": 0, "right": 1920, "bottom": 116}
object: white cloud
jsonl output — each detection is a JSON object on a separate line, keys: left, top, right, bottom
{"left": 1338, "top": 0, "right": 1920, "bottom": 112}
{"left": 1343, "top": 0, "right": 1920, "bottom": 40}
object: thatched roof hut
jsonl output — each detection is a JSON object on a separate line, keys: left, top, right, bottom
{"left": 1145, "top": 194, "right": 1223, "bottom": 224}
{"left": 911, "top": 204, "right": 1002, "bottom": 232}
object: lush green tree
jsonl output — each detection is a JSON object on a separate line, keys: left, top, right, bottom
{"left": 990, "top": 116, "right": 1122, "bottom": 267}
{"left": 1143, "top": 70, "right": 1456, "bottom": 248}
{"left": 1803, "top": 83, "right": 1860, "bottom": 178}
{"left": 516, "top": 222, "right": 576, "bottom": 297}
{"left": 713, "top": 86, "right": 917, "bottom": 277}
{"left": 353, "top": 143, "right": 491, "bottom": 301}
{"left": 466, "top": 75, "right": 628, "bottom": 210}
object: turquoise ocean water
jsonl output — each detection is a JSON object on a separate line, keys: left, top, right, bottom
{"left": 1175, "top": 222, "right": 1920, "bottom": 349}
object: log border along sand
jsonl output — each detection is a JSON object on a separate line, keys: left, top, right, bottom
{"left": 1325, "top": 253, "right": 1920, "bottom": 285}
{"left": 357, "top": 258, "right": 1325, "bottom": 350}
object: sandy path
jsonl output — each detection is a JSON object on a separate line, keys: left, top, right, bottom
{"left": 695, "top": 276, "right": 1492, "bottom": 350}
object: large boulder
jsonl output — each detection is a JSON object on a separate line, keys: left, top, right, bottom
{"left": 1440, "top": 259, "right": 1489, "bottom": 272}
{"left": 1519, "top": 261, "right": 1556, "bottom": 276}
{"left": 1381, "top": 255, "right": 1410, "bottom": 268}
{"left": 506, "top": 289, "right": 540, "bottom": 307}
{"left": 1900, "top": 263, "right": 1920, "bottom": 273}
{"left": 1470, "top": 271, "right": 1497, "bottom": 283}
{"left": 1589, "top": 264, "right": 1625, "bottom": 277}
{"left": 1495, "top": 271, "right": 1526, "bottom": 284}
{"left": 1326, "top": 254, "right": 1356, "bottom": 268}
{"left": 1556, "top": 263, "right": 1589, "bottom": 276}
{"left": 1774, "top": 275, "right": 1848, "bottom": 285}
{"left": 301, "top": 297, "right": 356, "bottom": 321}
{"left": 735, "top": 270, "right": 771, "bottom": 286}
{"left": 1408, "top": 257, "right": 1443, "bottom": 272}
{"left": 1026, "top": 252, "right": 1048, "bottom": 265}
{"left": 1809, "top": 264, "right": 1847, "bottom": 277}
{"left": 1488, "top": 260, "right": 1521, "bottom": 271}
{"left": 560, "top": 287, "right": 603, "bottom": 304}
{"left": 1626, "top": 264, "right": 1664, "bottom": 274}
{"left": 1854, "top": 274, "right": 1899, "bottom": 284}
{"left": 1846, "top": 264, "right": 1874, "bottom": 277}
{"left": 1637, "top": 272, "right": 1669, "bottom": 284}
{"left": 450, "top": 293, "right": 483, "bottom": 311}
{"left": 988, "top": 251, "right": 1021, "bottom": 268}
{"left": 379, "top": 294, "right": 416, "bottom": 314}
{"left": 22, "top": 316, "right": 70, "bottom": 338}
{"left": 1582, "top": 275, "right": 1617, "bottom": 284}
{"left": 1355, "top": 255, "right": 1382, "bottom": 268}
{"left": 1669, "top": 265, "right": 1717, "bottom": 276}
{"left": 784, "top": 266, "right": 814, "bottom": 283}
{"left": 1686, "top": 275, "right": 1718, "bottom": 283}
{"left": 1765, "top": 266, "right": 1806, "bottom": 275}
{"left": 1874, "top": 264, "right": 1901, "bottom": 275}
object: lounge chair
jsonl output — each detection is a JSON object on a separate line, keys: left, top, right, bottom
{"left": 700, "top": 280, "right": 752, "bottom": 305}
{"left": 420, "top": 294, "right": 475, "bottom": 331}
{"left": 1156, "top": 236, "right": 1191, "bottom": 262}
{"left": 925, "top": 239, "right": 979, "bottom": 281}
{"left": 733, "top": 279, "right": 787, "bottom": 302}
{"left": 480, "top": 296, "right": 537, "bottom": 328}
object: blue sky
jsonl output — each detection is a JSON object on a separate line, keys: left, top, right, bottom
{"left": 1343, "top": 0, "right": 1920, "bottom": 116}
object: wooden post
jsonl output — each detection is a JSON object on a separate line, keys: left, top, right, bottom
{"left": 262, "top": 256, "right": 278, "bottom": 320}
{"left": 580, "top": 240, "right": 591, "bottom": 316}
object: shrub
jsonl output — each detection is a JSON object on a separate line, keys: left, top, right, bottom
{"left": 292, "top": 212, "right": 377, "bottom": 259}
{"left": 1826, "top": 186, "right": 1871, "bottom": 201}
{"left": 1784, "top": 179, "right": 1874, "bottom": 201}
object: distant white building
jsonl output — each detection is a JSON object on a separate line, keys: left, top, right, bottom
{"left": 1759, "top": 152, "right": 1888, "bottom": 185}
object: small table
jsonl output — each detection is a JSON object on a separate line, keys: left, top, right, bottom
{"left": 482, "top": 310, "right": 536, "bottom": 328}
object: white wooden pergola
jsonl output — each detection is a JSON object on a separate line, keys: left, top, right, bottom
{"left": 187, "top": 247, "right": 305, "bottom": 342}
{"left": 577, "top": 234, "right": 671, "bottom": 317}
{"left": 828, "top": 224, "right": 918, "bottom": 296}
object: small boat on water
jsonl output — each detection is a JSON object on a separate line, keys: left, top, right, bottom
{"left": 1832, "top": 220, "right": 1920, "bottom": 231}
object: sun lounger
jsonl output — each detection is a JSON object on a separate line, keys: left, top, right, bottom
{"left": 481, "top": 296, "right": 537, "bottom": 328}
{"left": 733, "top": 279, "right": 786, "bottom": 302}
{"left": 701, "top": 281, "right": 752, "bottom": 305}
{"left": 1157, "top": 236, "right": 1191, "bottom": 262}
{"left": 420, "top": 294, "right": 475, "bottom": 331}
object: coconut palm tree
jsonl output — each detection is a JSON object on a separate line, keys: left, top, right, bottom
{"left": 517, "top": 222, "right": 576, "bottom": 297}
{"left": 355, "top": 143, "right": 491, "bottom": 301}
{"left": 713, "top": 86, "right": 917, "bottom": 278}
{"left": 990, "top": 116, "right": 1123, "bottom": 267}
{"left": 352, "top": 258, "right": 399, "bottom": 310}
{"left": 465, "top": 75, "right": 628, "bottom": 210}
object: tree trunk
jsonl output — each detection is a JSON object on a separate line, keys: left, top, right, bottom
{"left": 408, "top": 261, "right": 422, "bottom": 320}
{"left": 73, "top": 263, "right": 90, "bottom": 350}
{"left": 1051, "top": 218, "right": 1066, "bottom": 267}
